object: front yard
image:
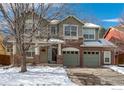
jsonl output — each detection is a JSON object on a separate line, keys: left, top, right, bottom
{"left": 0, "top": 66, "right": 76, "bottom": 86}
{"left": 0, "top": 65, "right": 124, "bottom": 86}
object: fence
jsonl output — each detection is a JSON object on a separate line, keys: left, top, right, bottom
{"left": 0, "top": 54, "right": 10, "bottom": 65}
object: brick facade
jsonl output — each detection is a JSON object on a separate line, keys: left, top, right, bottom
{"left": 57, "top": 55, "right": 63, "bottom": 64}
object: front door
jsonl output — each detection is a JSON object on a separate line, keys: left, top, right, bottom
{"left": 52, "top": 48, "right": 57, "bottom": 63}
{"left": 40, "top": 47, "right": 48, "bottom": 63}
{"left": 104, "top": 51, "right": 111, "bottom": 64}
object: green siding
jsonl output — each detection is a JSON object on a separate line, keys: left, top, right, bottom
{"left": 63, "top": 51, "right": 79, "bottom": 66}
{"left": 83, "top": 51, "right": 100, "bottom": 67}
{"left": 48, "top": 47, "right": 52, "bottom": 63}
{"left": 40, "top": 48, "right": 48, "bottom": 63}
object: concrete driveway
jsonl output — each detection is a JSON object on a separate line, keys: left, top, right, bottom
{"left": 66, "top": 67, "right": 124, "bottom": 85}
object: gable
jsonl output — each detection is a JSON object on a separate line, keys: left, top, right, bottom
{"left": 59, "top": 16, "right": 84, "bottom": 25}
{"left": 104, "top": 28, "right": 124, "bottom": 42}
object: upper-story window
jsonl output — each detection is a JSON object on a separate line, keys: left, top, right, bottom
{"left": 64, "top": 24, "right": 78, "bottom": 39}
{"left": 83, "top": 28, "right": 95, "bottom": 40}
{"left": 51, "top": 26, "right": 57, "bottom": 35}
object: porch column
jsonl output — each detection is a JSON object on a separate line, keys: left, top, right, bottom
{"left": 57, "top": 43, "right": 63, "bottom": 64}
{"left": 33, "top": 43, "right": 40, "bottom": 65}
{"left": 58, "top": 43, "right": 62, "bottom": 55}
{"left": 13, "top": 42, "right": 16, "bottom": 55}
{"left": 35, "top": 43, "right": 40, "bottom": 55}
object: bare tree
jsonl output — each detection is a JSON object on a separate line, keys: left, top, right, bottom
{"left": 0, "top": 3, "right": 71, "bottom": 72}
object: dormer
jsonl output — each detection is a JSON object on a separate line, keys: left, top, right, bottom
{"left": 82, "top": 23, "right": 100, "bottom": 40}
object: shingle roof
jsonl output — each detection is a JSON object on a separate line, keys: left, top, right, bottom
{"left": 104, "top": 27, "right": 124, "bottom": 41}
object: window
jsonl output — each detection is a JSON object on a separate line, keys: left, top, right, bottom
{"left": 26, "top": 45, "right": 35, "bottom": 57}
{"left": 92, "top": 52, "right": 95, "bottom": 54}
{"left": 105, "top": 58, "right": 109, "bottom": 62}
{"left": 71, "top": 51, "right": 74, "bottom": 54}
{"left": 67, "top": 51, "right": 70, "bottom": 54}
{"left": 64, "top": 25, "right": 78, "bottom": 38}
{"left": 6, "top": 44, "right": 13, "bottom": 53}
{"left": 83, "top": 28, "right": 95, "bottom": 40}
{"left": 88, "top": 52, "right": 91, "bottom": 54}
{"left": 104, "top": 51, "right": 111, "bottom": 64}
{"left": 63, "top": 51, "right": 66, "bottom": 54}
{"left": 51, "top": 26, "right": 57, "bottom": 35}
{"left": 84, "top": 52, "right": 87, "bottom": 54}
{"left": 96, "top": 52, "right": 99, "bottom": 54}
{"left": 75, "top": 51, "right": 78, "bottom": 54}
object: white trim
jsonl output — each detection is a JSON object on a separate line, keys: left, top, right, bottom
{"left": 63, "top": 24, "right": 78, "bottom": 39}
{"left": 62, "top": 47, "right": 79, "bottom": 51}
{"left": 13, "top": 42, "right": 16, "bottom": 55}
{"left": 104, "top": 51, "right": 111, "bottom": 64}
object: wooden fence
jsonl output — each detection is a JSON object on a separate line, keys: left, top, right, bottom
{"left": 0, "top": 54, "right": 10, "bottom": 65}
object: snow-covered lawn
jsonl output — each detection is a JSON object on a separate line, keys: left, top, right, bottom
{"left": 0, "top": 66, "right": 76, "bottom": 86}
{"left": 105, "top": 65, "right": 124, "bottom": 74}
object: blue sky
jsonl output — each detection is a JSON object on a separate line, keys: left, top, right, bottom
{"left": 70, "top": 3, "right": 124, "bottom": 28}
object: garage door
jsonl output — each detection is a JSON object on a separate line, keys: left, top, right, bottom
{"left": 83, "top": 51, "right": 100, "bottom": 67}
{"left": 62, "top": 47, "right": 79, "bottom": 66}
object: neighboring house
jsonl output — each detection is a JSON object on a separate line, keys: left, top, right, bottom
{"left": 6, "top": 15, "right": 116, "bottom": 67}
{"left": 104, "top": 25, "right": 124, "bottom": 64}
{"left": 0, "top": 33, "right": 6, "bottom": 55}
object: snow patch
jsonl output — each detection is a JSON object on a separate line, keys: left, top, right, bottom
{"left": 0, "top": 66, "right": 76, "bottom": 86}
{"left": 104, "top": 65, "right": 124, "bottom": 74}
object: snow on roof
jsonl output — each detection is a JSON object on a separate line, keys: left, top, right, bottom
{"left": 81, "top": 39, "right": 116, "bottom": 47}
{"left": 50, "top": 19, "right": 60, "bottom": 24}
{"left": 83, "top": 23, "right": 100, "bottom": 28}
{"left": 48, "top": 38, "right": 64, "bottom": 44}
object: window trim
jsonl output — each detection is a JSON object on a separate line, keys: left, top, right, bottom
{"left": 63, "top": 24, "right": 78, "bottom": 39}
{"left": 82, "top": 27, "right": 96, "bottom": 40}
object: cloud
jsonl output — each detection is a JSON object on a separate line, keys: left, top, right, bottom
{"left": 102, "top": 18, "right": 121, "bottom": 22}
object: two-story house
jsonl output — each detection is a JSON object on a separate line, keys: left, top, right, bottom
{"left": 6, "top": 15, "right": 116, "bottom": 67}
{"left": 104, "top": 25, "right": 124, "bottom": 64}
